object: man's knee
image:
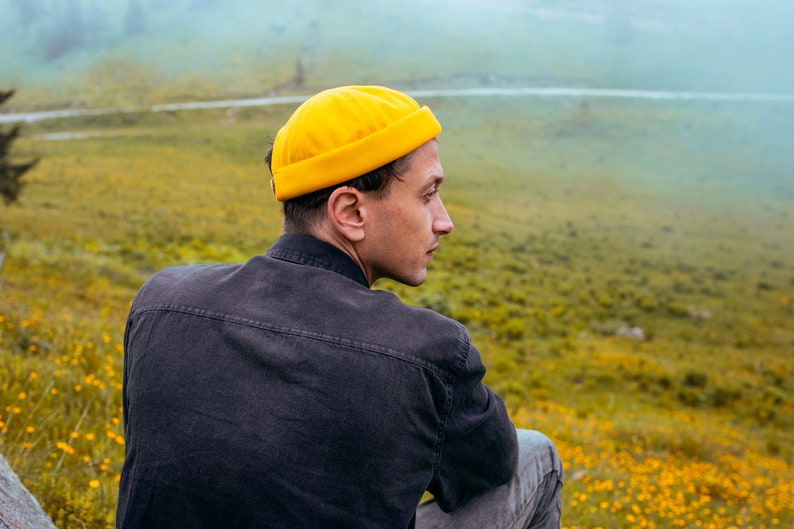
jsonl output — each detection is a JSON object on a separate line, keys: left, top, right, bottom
{"left": 515, "top": 429, "right": 564, "bottom": 483}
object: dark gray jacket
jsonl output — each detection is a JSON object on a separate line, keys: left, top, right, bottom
{"left": 117, "top": 233, "right": 517, "bottom": 529}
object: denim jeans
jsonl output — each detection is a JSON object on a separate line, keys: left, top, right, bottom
{"left": 415, "top": 429, "right": 563, "bottom": 529}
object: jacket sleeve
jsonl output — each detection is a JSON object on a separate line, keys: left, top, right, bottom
{"left": 428, "top": 340, "right": 519, "bottom": 512}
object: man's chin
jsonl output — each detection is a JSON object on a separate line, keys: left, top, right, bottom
{"left": 394, "top": 270, "right": 427, "bottom": 288}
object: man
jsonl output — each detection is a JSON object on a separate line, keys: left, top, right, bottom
{"left": 117, "top": 85, "right": 562, "bottom": 528}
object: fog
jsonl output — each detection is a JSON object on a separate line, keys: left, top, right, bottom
{"left": 2, "top": 0, "right": 794, "bottom": 104}
{"left": 1, "top": 0, "right": 792, "bottom": 201}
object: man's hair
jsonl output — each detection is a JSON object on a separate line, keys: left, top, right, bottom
{"left": 264, "top": 145, "right": 412, "bottom": 234}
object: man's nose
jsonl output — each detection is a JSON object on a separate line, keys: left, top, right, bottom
{"left": 433, "top": 198, "right": 454, "bottom": 235}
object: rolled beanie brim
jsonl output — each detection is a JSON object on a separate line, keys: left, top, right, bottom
{"left": 271, "top": 87, "right": 441, "bottom": 201}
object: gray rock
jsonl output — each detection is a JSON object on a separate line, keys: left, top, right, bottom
{"left": 615, "top": 325, "right": 645, "bottom": 340}
{"left": 0, "top": 454, "right": 57, "bottom": 529}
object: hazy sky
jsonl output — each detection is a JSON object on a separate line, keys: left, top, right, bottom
{"left": 1, "top": 0, "right": 793, "bottom": 100}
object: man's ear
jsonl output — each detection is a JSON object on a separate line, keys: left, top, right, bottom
{"left": 326, "top": 186, "right": 366, "bottom": 242}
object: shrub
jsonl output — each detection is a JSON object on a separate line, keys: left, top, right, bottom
{"left": 710, "top": 385, "right": 742, "bottom": 408}
{"left": 683, "top": 371, "right": 708, "bottom": 388}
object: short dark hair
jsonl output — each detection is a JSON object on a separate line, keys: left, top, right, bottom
{"left": 264, "top": 145, "right": 412, "bottom": 234}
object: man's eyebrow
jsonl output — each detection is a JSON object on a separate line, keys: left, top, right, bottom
{"left": 428, "top": 173, "right": 445, "bottom": 186}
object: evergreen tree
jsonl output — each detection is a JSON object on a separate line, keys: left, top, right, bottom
{"left": 40, "top": 0, "right": 87, "bottom": 61}
{"left": 10, "top": 0, "right": 39, "bottom": 29}
{"left": 125, "top": 0, "right": 146, "bottom": 36}
{"left": 0, "top": 90, "right": 39, "bottom": 205}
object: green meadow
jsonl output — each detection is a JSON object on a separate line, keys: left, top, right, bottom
{"left": 1, "top": 93, "right": 792, "bottom": 528}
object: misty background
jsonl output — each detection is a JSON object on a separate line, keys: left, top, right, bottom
{"left": 1, "top": 0, "right": 794, "bottom": 112}
{"left": 0, "top": 0, "right": 792, "bottom": 205}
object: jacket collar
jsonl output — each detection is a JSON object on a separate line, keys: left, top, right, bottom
{"left": 265, "top": 233, "right": 370, "bottom": 288}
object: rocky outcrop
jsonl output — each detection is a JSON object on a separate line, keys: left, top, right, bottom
{"left": 0, "top": 454, "right": 57, "bottom": 529}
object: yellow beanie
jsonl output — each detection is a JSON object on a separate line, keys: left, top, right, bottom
{"left": 270, "top": 85, "right": 441, "bottom": 201}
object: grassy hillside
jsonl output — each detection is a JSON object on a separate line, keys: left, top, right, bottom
{"left": 1, "top": 95, "right": 792, "bottom": 527}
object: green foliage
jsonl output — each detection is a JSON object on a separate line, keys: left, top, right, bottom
{"left": 0, "top": 90, "right": 39, "bottom": 205}
{"left": 683, "top": 371, "right": 709, "bottom": 388}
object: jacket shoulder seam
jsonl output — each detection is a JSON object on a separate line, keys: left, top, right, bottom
{"left": 129, "top": 304, "right": 458, "bottom": 382}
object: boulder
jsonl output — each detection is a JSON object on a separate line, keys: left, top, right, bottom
{"left": 0, "top": 454, "right": 57, "bottom": 529}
